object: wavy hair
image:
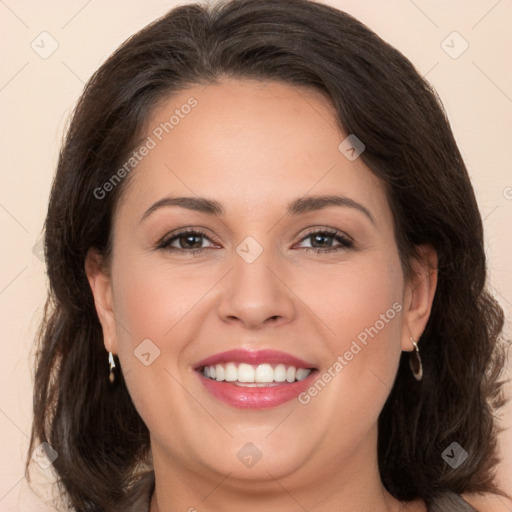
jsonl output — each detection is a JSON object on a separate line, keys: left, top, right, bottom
{"left": 26, "top": 0, "right": 510, "bottom": 510}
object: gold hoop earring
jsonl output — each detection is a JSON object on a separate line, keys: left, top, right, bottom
{"left": 409, "top": 337, "right": 423, "bottom": 381}
{"left": 108, "top": 352, "right": 116, "bottom": 384}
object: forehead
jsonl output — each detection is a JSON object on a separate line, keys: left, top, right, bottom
{"left": 115, "top": 79, "right": 391, "bottom": 226}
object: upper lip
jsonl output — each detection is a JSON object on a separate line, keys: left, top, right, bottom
{"left": 193, "top": 349, "right": 317, "bottom": 370}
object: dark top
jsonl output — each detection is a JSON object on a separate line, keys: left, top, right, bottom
{"left": 129, "top": 471, "right": 480, "bottom": 511}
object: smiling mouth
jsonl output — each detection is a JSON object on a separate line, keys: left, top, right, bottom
{"left": 196, "top": 362, "right": 317, "bottom": 385}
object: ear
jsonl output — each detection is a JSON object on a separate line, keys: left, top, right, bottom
{"left": 401, "top": 244, "right": 438, "bottom": 352}
{"left": 84, "top": 248, "right": 118, "bottom": 355}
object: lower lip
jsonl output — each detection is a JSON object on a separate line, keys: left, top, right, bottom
{"left": 196, "top": 370, "right": 318, "bottom": 409}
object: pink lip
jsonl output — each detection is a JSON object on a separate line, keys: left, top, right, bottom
{"left": 193, "top": 349, "right": 318, "bottom": 409}
{"left": 196, "top": 369, "right": 319, "bottom": 409}
{"left": 193, "top": 348, "right": 316, "bottom": 370}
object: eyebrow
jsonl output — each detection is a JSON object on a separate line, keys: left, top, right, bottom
{"left": 140, "top": 194, "right": 375, "bottom": 225}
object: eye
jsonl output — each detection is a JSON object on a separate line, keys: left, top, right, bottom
{"left": 295, "top": 228, "right": 354, "bottom": 253}
{"left": 156, "top": 228, "right": 217, "bottom": 255}
{"left": 156, "top": 226, "right": 354, "bottom": 256}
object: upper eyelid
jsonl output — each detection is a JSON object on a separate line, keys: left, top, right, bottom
{"left": 300, "top": 226, "right": 353, "bottom": 242}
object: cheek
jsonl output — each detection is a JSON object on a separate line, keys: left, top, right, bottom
{"left": 108, "top": 256, "right": 191, "bottom": 402}
{"left": 305, "top": 250, "right": 404, "bottom": 406}
{"left": 109, "top": 251, "right": 221, "bottom": 402}
{"left": 112, "top": 256, "right": 208, "bottom": 344}
{"left": 308, "top": 251, "right": 403, "bottom": 346}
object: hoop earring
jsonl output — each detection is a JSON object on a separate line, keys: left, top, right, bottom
{"left": 409, "top": 337, "right": 423, "bottom": 381}
{"left": 108, "top": 352, "right": 116, "bottom": 384}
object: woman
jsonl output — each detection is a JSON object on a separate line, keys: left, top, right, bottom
{"left": 26, "top": 0, "right": 510, "bottom": 511}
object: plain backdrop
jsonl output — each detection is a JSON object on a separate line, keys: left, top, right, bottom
{"left": 1, "top": 1, "right": 511, "bottom": 510}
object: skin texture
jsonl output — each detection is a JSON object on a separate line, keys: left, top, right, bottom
{"left": 85, "top": 79, "right": 437, "bottom": 512}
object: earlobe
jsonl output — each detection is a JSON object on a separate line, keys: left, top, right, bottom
{"left": 84, "top": 248, "right": 118, "bottom": 355}
{"left": 401, "top": 244, "right": 438, "bottom": 352}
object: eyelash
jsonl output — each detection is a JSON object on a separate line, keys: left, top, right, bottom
{"left": 156, "top": 227, "right": 354, "bottom": 256}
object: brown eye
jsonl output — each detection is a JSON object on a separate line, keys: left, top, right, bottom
{"left": 157, "top": 228, "right": 216, "bottom": 255}
{"left": 297, "top": 229, "right": 354, "bottom": 253}
{"left": 174, "top": 233, "right": 205, "bottom": 249}
{"left": 309, "top": 233, "right": 335, "bottom": 248}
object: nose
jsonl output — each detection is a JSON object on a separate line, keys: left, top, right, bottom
{"left": 216, "top": 242, "right": 297, "bottom": 330}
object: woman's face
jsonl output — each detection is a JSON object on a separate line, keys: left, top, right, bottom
{"left": 87, "top": 78, "right": 436, "bottom": 488}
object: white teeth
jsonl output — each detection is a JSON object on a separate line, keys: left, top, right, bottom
{"left": 238, "top": 363, "right": 255, "bottom": 382}
{"left": 201, "top": 362, "right": 313, "bottom": 384}
{"left": 215, "top": 364, "right": 225, "bottom": 381}
{"left": 225, "top": 362, "right": 237, "bottom": 382}
{"left": 296, "top": 368, "right": 310, "bottom": 381}
{"left": 255, "top": 363, "right": 274, "bottom": 382}
{"left": 274, "top": 364, "right": 287, "bottom": 382}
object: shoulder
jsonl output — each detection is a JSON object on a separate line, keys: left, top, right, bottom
{"left": 461, "top": 492, "right": 512, "bottom": 512}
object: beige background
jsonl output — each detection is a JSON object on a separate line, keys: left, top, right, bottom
{"left": 1, "top": 0, "right": 511, "bottom": 510}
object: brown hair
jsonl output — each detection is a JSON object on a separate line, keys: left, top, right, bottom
{"left": 26, "top": 0, "right": 510, "bottom": 510}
